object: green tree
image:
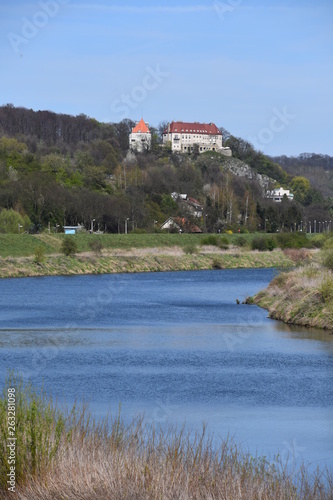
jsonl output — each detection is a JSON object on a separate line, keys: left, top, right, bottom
{"left": 0, "top": 209, "right": 30, "bottom": 233}
{"left": 34, "top": 246, "right": 46, "bottom": 265}
{"left": 61, "top": 237, "right": 78, "bottom": 256}
{"left": 291, "top": 176, "right": 311, "bottom": 204}
{"left": 161, "top": 194, "right": 178, "bottom": 216}
{"left": 0, "top": 137, "right": 27, "bottom": 157}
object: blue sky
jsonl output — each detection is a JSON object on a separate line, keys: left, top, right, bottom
{"left": 1, "top": 0, "right": 332, "bottom": 156}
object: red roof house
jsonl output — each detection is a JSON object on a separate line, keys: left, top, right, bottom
{"left": 129, "top": 119, "right": 151, "bottom": 152}
{"left": 163, "top": 121, "right": 231, "bottom": 155}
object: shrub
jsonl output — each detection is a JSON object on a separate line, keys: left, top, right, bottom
{"left": 251, "top": 236, "right": 277, "bottom": 252}
{"left": 235, "top": 236, "right": 248, "bottom": 248}
{"left": 276, "top": 232, "right": 309, "bottom": 249}
{"left": 89, "top": 239, "right": 103, "bottom": 254}
{"left": 251, "top": 236, "right": 266, "bottom": 251}
{"left": 323, "top": 249, "right": 333, "bottom": 270}
{"left": 201, "top": 235, "right": 218, "bottom": 246}
{"left": 34, "top": 245, "right": 45, "bottom": 265}
{"left": 318, "top": 277, "right": 333, "bottom": 303}
{"left": 183, "top": 244, "right": 197, "bottom": 254}
{"left": 251, "top": 236, "right": 276, "bottom": 252}
{"left": 61, "top": 237, "right": 78, "bottom": 257}
{"left": 323, "top": 237, "right": 333, "bottom": 250}
{"left": 218, "top": 236, "right": 229, "bottom": 250}
{"left": 310, "top": 234, "right": 326, "bottom": 248}
{"left": 266, "top": 237, "right": 277, "bottom": 251}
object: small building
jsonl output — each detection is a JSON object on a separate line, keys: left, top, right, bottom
{"left": 187, "top": 197, "right": 203, "bottom": 218}
{"left": 64, "top": 225, "right": 83, "bottom": 234}
{"left": 171, "top": 192, "right": 188, "bottom": 201}
{"left": 267, "top": 188, "right": 294, "bottom": 203}
{"left": 163, "top": 121, "right": 232, "bottom": 156}
{"left": 160, "top": 217, "right": 202, "bottom": 233}
{"left": 170, "top": 193, "right": 203, "bottom": 218}
{"left": 129, "top": 118, "right": 151, "bottom": 152}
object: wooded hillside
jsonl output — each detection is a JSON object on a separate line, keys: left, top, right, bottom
{"left": 0, "top": 105, "right": 331, "bottom": 234}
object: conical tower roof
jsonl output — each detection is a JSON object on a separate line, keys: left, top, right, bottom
{"left": 132, "top": 118, "right": 150, "bottom": 133}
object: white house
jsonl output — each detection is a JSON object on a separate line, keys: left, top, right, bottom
{"left": 129, "top": 119, "right": 151, "bottom": 152}
{"left": 170, "top": 193, "right": 203, "bottom": 218}
{"left": 160, "top": 217, "right": 202, "bottom": 233}
{"left": 163, "top": 121, "right": 232, "bottom": 155}
{"left": 267, "top": 188, "right": 294, "bottom": 202}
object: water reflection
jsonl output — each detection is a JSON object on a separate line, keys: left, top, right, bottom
{"left": 276, "top": 321, "right": 333, "bottom": 344}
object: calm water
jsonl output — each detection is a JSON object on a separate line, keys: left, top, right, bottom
{"left": 0, "top": 269, "right": 332, "bottom": 469}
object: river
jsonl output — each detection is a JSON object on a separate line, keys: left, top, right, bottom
{"left": 0, "top": 269, "right": 332, "bottom": 470}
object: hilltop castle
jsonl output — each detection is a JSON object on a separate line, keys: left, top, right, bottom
{"left": 129, "top": 118, "right": 151, "bottom": 152}
{"left": 129, "top": 119, "right": 231, "bottom": 156}
{"left": 163, "top": 121, "right": 231, "bottom": 155}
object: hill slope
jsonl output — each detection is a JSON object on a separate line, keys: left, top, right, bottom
{"left": 0, "top": 105, "right": 331, "bottom": 234}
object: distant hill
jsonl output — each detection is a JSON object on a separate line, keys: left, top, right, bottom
{"left": 0, "top": 104, "right": 331, "bottom": 234}
{"left": 271, "top": 153, "right": 333, "bottom": 198}
{"left": 0, "top": 104, "right": 134, "bottom": 155}
{"left": 274, "top": 153, "right": 333, "bottom": 170}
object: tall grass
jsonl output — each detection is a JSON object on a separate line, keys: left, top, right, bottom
{"left": 0, "top": 376, "right": 332, "bottom": 499}
{"left": 0, "top": 374, "right": 66, "bottom": 488}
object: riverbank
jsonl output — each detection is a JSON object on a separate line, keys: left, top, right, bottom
{"left": 0, "top": 247, "right": 295, "bottom": 278}
{"left": 249, "top": 264, "right": 333, "bottom": 330}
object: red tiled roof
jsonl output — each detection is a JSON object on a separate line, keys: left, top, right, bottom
{"left": 163, "top": 121, "right": 222, "bottom": 136}
{"left": 188, "top": 197, "right": 202, "bottom": 207}
{"left": 132, "top": 118, "right": 150, "bottom": 133}
{"left": 174, "top": 217, "right": 202, "bottom": 233}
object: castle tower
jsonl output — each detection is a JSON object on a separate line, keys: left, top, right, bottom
{"left": 129, "top": 118, "right": 151, "bottom": 152}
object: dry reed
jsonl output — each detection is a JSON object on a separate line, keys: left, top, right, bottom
{"left": 1, "top": 377, "right": 332, "bottom": 499}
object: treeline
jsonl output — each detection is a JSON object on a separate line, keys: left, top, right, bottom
{"left": 272, "top": 153, "right": 333, "bottom": 199}
{"left": 0, "top": 105, "right": 331, "bottom": 234}
{"left": 0, "top": 104, "right": 135, "bottom": 154}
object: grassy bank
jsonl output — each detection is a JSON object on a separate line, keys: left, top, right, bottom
{"left": 0, "top": 248, "right": 295, "bottom": 278}
{"left": 250, "top": 263, "right": 333, "bottom": 330}
{"left": 0, "top": 233, "right": 239, "bottom": 258}
{"left": 0, "top": 232, "right": 321, "bottom": 258}
{"left": 1, "top": 377, "right": 332, "bottom": 499}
